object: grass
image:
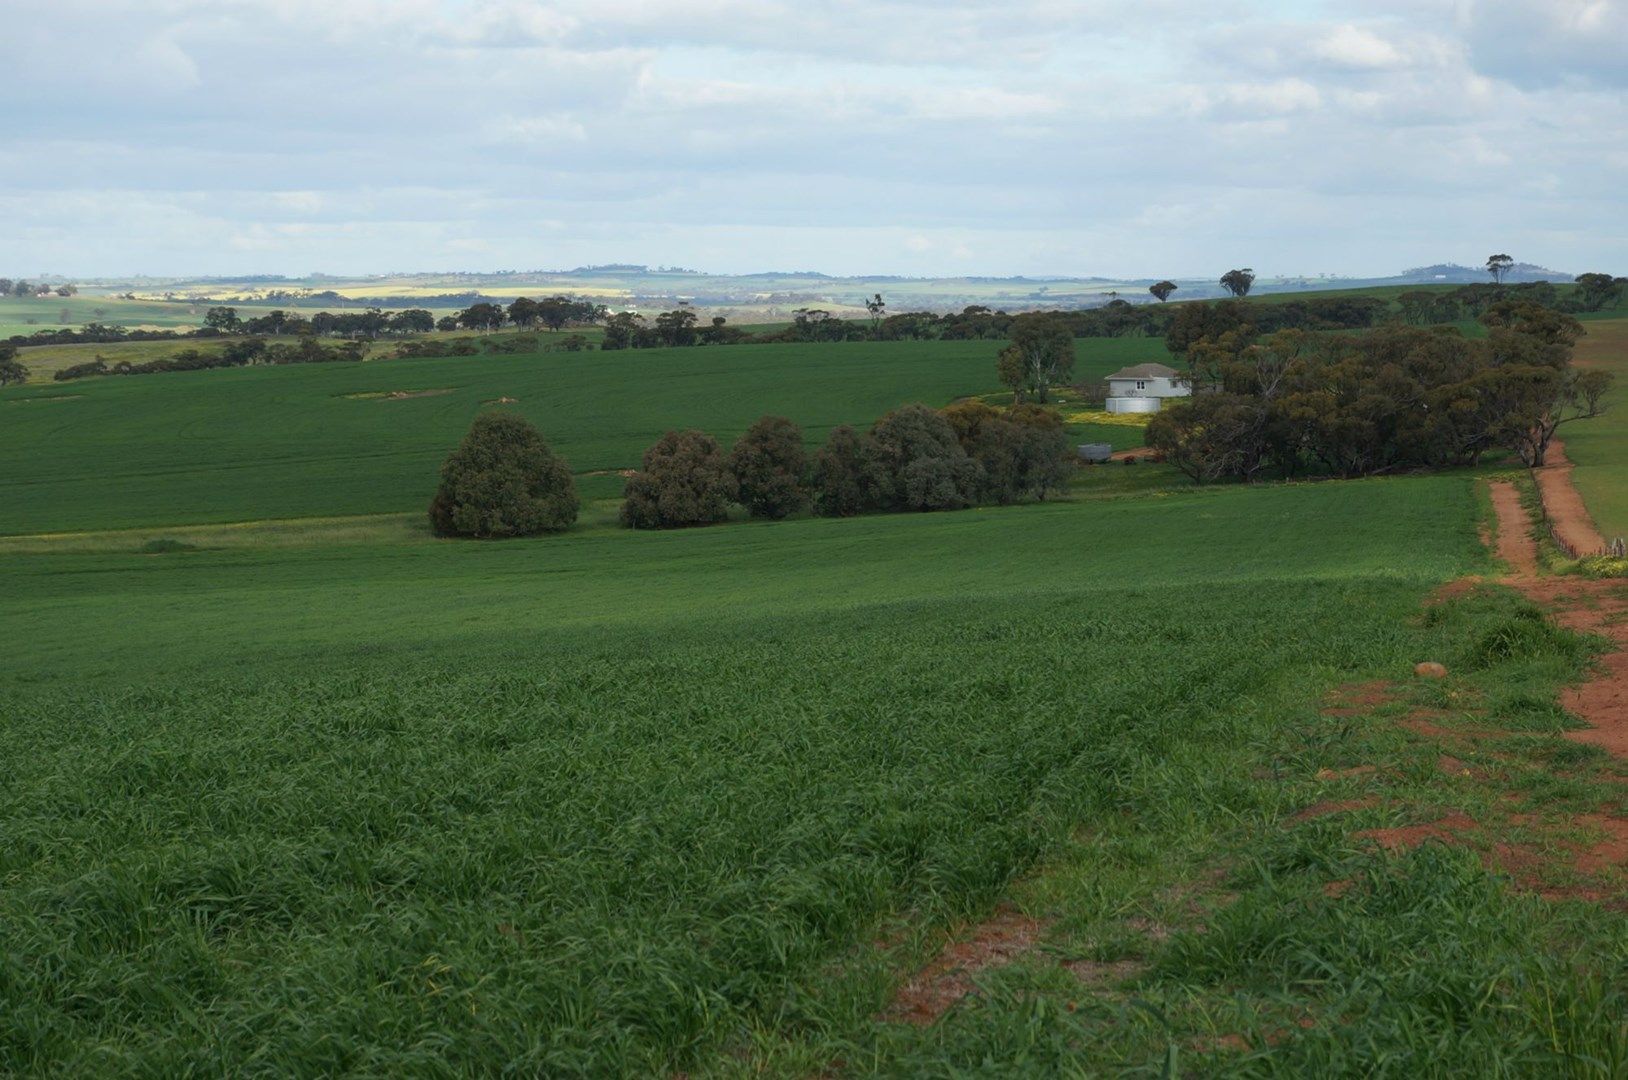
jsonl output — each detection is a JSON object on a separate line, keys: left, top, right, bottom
{"left": 0, "top": 336, "right": 1166, "bottom": 535}
{"left": 3, "top": 473, "right": 1573, "bottom": 1076}
{"left": 2, "top": 474, "right": 1622, "bottom": 1074}
{"left": 3, "top": 296, "right": 1624, "bottom": 1073}
{"left": 0, "top": 294, "right": 207, "bottom": 339}
{"left": 1564, "top": 317, "right": 1628, "bottom": 542}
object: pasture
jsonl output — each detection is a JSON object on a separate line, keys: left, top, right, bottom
{"left": 1565, "top": 317, "right": 1628, "bottom": 541}
{"left": 12, "top": 474, "right": 1615, "bottom": 1076}
{"left": 2, "top": 298, "right": 1624, "bottom": 1074}
{"left": 0, "top": 336, "right": 1163, "bottom": 536}
{"left": 0, "top": 294, "right": 206, "bottom": 339}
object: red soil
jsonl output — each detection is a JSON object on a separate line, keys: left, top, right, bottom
{"left": 885, "top": 905, "right": 1047, "bottom": 1026}
{"left": 1535, "top": 438, "right": 1609, "bottom": 557}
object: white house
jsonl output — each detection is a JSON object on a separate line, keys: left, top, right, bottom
{"left": 1104, "top": 362, "right": 1190, "bottom": 414}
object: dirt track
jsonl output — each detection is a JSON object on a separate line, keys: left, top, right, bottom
{"left": 1535, "top": 438, "right": 1608, "bottom": 557}
{"left": 1488, "top": 479, "right": 1628, "bottom": 759}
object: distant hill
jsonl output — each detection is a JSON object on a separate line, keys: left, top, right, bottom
{"left": 1395, "top": 262, "right": 1572, "bottom": 284}
{"left": 70, "top": 261, "right": 1592, "bottom": 320}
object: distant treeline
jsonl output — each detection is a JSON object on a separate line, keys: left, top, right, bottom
{"left": 54, "top": 339, "right": 366, "bottom": 381}
{"left": 21, "top": 277, "right": 1626, "bottom": 390}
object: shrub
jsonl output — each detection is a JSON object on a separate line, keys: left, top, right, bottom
{"left": 869, "top": 403, "right": 981, "bottom": 511}
{"left": 54, "top": 358, "right": 109, "bottom": 382}
{"left": 620, "top": 429, "right": 738, "bottom": 529}
{"left": 0, "top": 348, "right": 27, "bottom": 387}
{"left": 730, "top": 415, "right": 808, "bottom": 520}
{"left": 942, "top": 401, "right": 1073, "bottom": 504}
{"left": 811, "top": 425, "right": 889, "bottom": 517}
{"left": 428, "top": 412, "right": 579, "bottom": 537}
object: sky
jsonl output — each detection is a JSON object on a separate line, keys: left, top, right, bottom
{"left": 3, "top": 0, "right": 1625, "bottom": 279}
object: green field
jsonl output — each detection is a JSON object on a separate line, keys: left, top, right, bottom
{"left": 0, "top": 337, "right": 1163, "bottom": 536}
{"left": 0, "top": 294, "right": 209, "bottom": 339}
{"left": 3, "top": 304, "right": 1625, "bottom": 1074}
{"left": 12, "top": 473, "right": 1619, "bottom": 1075}
{"left": 1564, "top": 318, "right": 1628, "bottom": 541}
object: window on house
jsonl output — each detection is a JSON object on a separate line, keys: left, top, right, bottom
{"left": 1136, "top": 379, "right": 1146, "bottom": 390}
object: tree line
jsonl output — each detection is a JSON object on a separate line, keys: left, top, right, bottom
{"left": 428, "top": 403, "right": 1076, "bottom": 538}
{"left": 0, "top": 279, "right": 76, "bottom": 298}
{"left": 1144, "top": 299, "right": 1614, "bottom": 483}
{"left": 53, "top": 338, "right": 367, "bottom": 381}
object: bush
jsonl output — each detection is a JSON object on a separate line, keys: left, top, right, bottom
{"left": 811, "top": 425, "right": 889, "bottom": 517}
{"left": 943, "top": 401, "right": 1074, "bottom": 503}
{"left": 428, "top": 412, "right": 579, "bottom": 537}
{"left": 621, "top": 429, "right": 738, "bottom": 529}
{"left": 869, "top": 403, "right": 981, "bottom": 511}
{"left": 0, "top": 348, "right": 27, "bottom": 387}
{"left": 730, "top": 415, "right": 808, "bottom": 520}
{"left": 54, "top": 359, "right": 109, "bottom": 382}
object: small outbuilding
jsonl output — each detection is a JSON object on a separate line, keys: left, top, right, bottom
{"left": 1104, "top": 362, "right": 1190, "bottom": 414}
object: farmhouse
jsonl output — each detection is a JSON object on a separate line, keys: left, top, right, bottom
{"left": 1104, "top": 362, "right": 1190, "bottom": 414}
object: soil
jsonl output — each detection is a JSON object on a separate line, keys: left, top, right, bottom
{"left": 1353, "top": 476, "right": 1628, "bottom": 904}
{"left": 1535, "top": 438, "right": 1608, "bottom": 557}
{"left": 884, "top": 905, "right": 1048, "bottom": 1026}
{"left": 1488, "top": 481, "right": 1539, "bottom": 578}
{"left": 1356, "top": 811, "right": 1480, "bottom": 851}
{"left": 1485, "top": 475, "right": 1628, "bottom": 761}
{"left": 1291, "top": 797, "right": 1379, "bottom": 822}
{"left": 1321, "top": 679, "right": 1396, "bottom": 717}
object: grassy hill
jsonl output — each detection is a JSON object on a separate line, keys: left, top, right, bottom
{"left": 1, "top": 290, "right": 1623, "bottom": 1074}
{"left": 0, "top": 336, "right": 1164, "bottom": 536}
{"left": 1565, "top": 317, "right": 1628, "bottom": 541}
{"left": 12, "top": 473, "right": 1606, "bottom": 1075}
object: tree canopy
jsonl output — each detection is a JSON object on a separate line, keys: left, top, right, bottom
{"left": 428, "top": 412, "right": 580, "bottom": 537}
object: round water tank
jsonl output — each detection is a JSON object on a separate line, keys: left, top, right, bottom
{"left": 1105, "top": 396, "right": 1160, "bottom": 414}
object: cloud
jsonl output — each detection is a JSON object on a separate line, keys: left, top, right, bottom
{"left": 1460, "top": 0, "right": 1628, "bottom": 88}
{"left": 0, "top": 0, "right": 1621, "bottom": 277}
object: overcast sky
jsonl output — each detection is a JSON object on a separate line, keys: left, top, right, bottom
{"left": 4, "top": 0, "right": 1625, "bottom": 279}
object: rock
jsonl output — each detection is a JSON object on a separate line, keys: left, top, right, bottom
{"left": 1414, "top": 661, "right": 1448, "bottom": 679}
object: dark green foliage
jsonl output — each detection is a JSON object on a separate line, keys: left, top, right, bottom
{"left": 1219, "top": 267, "right": 1256, "bottom": 297}
{"left": 868, "top": 403, "right": 981, "bottom": 511}
{"left": 1146, "top": 392, "right": 1270, "bottom": 484}
{"left": 1149, "top": 310, "right": 1613, "bottom": 481}
{"left": 1569, "top": 272, "right": 1626, "bottom": 312}
{"left": 942, "top": 401, "right": 1074, "bottom": 503}
{"left": 810, "top": 425, "right": 889, "bottom": 517}
{"left": 0, "top": 345, "right": 27, "bottom": 386}
{"left": 730, "top": 415, "right": 808, "bottom": 520}
{"left": 428, "top": 412, "right": 579, "bottom": 537}
{"left": 997, "top": 315, "right": 1075, "bottom": 403}
{"left": 54, "top": 358, "right": 109, "bottom": 381}
{"left": 620, "top": 429, "right": 738, "bottom": 528}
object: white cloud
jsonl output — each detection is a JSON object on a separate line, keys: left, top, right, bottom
{"left": 1314, "top": 24, "right": 1406, "bottom": 69}
{"left": 0, "top": 0, "right": 1620, "bottom": 277}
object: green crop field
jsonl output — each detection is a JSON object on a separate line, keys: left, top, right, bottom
{"left": 9, "top": 472, "right": 1621, "bottom": 1076}
{"left": 0, "top": 294, "right": 208, "bottom": 339}
{"left": 0, "top": 336, "right": 1164, "bottom": 536}
{"left": 2, "top": 302, "right": 1625, "bottom": 1074}
{"left": 1565, "top": 317, "right": 1628, "bottom": 541}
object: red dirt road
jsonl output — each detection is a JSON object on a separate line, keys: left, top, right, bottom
{"left": 1488, "top": 479, "right": 1628, "bottom": 759}
{"left": 1535, "top": 438, "right": 1608, "bottom": 557}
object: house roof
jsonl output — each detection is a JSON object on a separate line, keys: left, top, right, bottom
{"left": 1106, "top": 362, "right": 1181, "bottom": 381}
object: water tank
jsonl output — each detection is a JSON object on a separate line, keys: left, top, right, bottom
{"left": 1105, "top": 396, "right": 1160, "bottom": 414}
{"left": 1077, "top": 443, "right": 1112, "bottom": 463}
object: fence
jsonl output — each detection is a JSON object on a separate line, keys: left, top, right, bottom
{"left": 1546, "top": 520, "right": 1626, "bottom": 560}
